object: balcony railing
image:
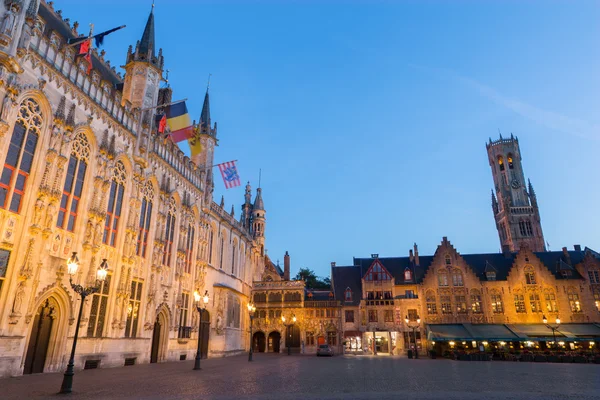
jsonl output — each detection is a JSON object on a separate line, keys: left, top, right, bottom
{"left": 304, "top": 300, "right": 340, "bottom": 308}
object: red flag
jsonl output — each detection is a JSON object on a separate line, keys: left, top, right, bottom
{"left": 84, "top": 52, "right": 92, "bottom": 74}
{"left": 78, "top": 39, "right": 91, "bottom": 55}
{"left": 158, "top": 114, "right": 167, "bottom": 134}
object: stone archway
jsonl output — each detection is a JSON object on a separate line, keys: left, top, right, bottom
{"left": 253, "top": 331, "right": 266, "bottom": 352}
{"left": 23, "top": 287, "right": 72, "bottom": 374}
{"left": 150, "top": 305, "right": 170, "bottom": 363}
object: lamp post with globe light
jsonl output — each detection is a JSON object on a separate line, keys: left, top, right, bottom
{"left": 405, "top": 315, "right": 421, "bottom": 359}
{"left": 247, "top": 302, "right": 256, "bottom": 361}
{"left": 59, "top": 253, "right": 108, "bottom": 394}
{"left": 193, "top": 290, "right": 210, "bottom": 370}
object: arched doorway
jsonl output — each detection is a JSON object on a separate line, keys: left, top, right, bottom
{"left": 286, "top": 325, "right": 301, "bottom": 348}
{"left": 23, "top": 300, "right": 55, "bottom": 374}
{"left": 150, "top": 308, "right": 169, "bottom": 363}
{"left": 200, "top": 310, "right": 210, "bottom": 359}
{"left": 268, "top": 331, "right": 281, "bottom": 353}
{"left": 253, "top": 332, "right": 266, "bottom": 352}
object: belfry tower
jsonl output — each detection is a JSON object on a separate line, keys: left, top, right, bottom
{"left": 487, "top": 134, "right": 545, "bottom": 252}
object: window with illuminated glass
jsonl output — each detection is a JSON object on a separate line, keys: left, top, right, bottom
{"left": 452, "top": 269, "right": 464, "bottom": 287}
{"left": 136, "top": 182, "right": 154, "bottom": 257}
{"left": 524, "top": 266, "right": 536, "bottom": 285}
{"left": 455, "top": 295, "right": 467, "bottom": 314}
{"left": 103, "top": 161, "right": 126, "bottom": 246}
{"left": 0, "top": 98, "right": 42, "bottom": 214}
{"left": 87, "top": 273, "right": 111, "bottom": 337}
{"left": 514, "top": 293, "right": 526, "bottom": 313}
{"left": 544, "top": 291, "right": 558, "bottom": 313}
{"left": 57, "top": 132, "right": 90, "bottom": 231}
{"left": 440, "top": 295, "right": 452, "bottom": 314}
{"left": 490, "top": 290, "right": 503, "bottom": 313}
{"left": 426, "top": 290, "right": 437, "bottom": 314}
{"left": 594, "top": 289, "right": 600, "bottom": 312}
{"left": 567, "top": 288, "right": 582, "bottom": 313}
{"left": 529, "top": 293, "right": 542, "bottom": 313}
{"left": 163, "top": 198, "right": 176, "bottom": 266}
{"left": 125, "top": 280, "right": 143, "bottom": 338}
{"left": 470, "top": 289, "right": 482, "bottom": 313}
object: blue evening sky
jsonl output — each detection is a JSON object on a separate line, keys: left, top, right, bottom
{"left": 59, "top": 0, "right": 599, "bottom": 278}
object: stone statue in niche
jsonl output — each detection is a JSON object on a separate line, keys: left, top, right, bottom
{"left": 45, "top": 202, "right": 56, "bottom": 229}
{"left": 0, "top": 91, "right": 16, "bottom": 122}
{"left": 0, "top": 3, "right": 18, "bottom": 45}
{"left": 10, "top": 281, "right": 25, "bottom": 318}
{"left": 49, "top": 124, "right": 62, "bottom": 150}
{"left": 32, "top": 197, "right": 44, "bottom": 226}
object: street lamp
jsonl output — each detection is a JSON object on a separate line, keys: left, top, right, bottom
{"left": 59, "top": 253, "right": 108, "bottom": 394}
{"left": 247, "top": 302, "right": 256, "bottom": 362}
{"left": 282, "top": 314, "right": 296, "bottom": 356}
{"left": 542, "top": 315, "right": 560, "bottom": 349}
{"left": 193, "top": 290, "right": 210, "bottom": 370}
{"left": 404, "top": 315, "right": 421, "bottom": 359}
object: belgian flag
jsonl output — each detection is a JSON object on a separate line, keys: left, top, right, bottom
{"left": 166, "top": 102, "right": 193, "bottom": 143}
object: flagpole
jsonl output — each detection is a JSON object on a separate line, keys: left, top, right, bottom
{"left": 141, "top": 98, "right": 188, "bottom": 112}
{"left": 195, "top": 160, "right": 238, "bottom": 172}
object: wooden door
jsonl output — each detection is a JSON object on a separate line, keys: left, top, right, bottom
{"left": 23, "top": 301, "right": 54, "bottom": 374}
{"left": 150, "top": 318, "right": 161, "bottom": 363}
{"left": 200, "top": 310, "right": 210, "bottom": 359}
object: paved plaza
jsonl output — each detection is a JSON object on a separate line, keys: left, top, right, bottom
{"left": 1, "top": 354, "right": 599, "bottom": 400}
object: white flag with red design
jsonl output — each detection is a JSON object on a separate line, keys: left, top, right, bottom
{"left": 217, "top": 160, "right": 241, "bottom": 189}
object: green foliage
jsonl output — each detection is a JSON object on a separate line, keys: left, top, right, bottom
{"left": 294, "top": 268, "right": 331, "bottom": 289}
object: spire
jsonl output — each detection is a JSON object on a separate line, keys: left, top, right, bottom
{"left": 491, "top": 189, "right": 498, "bottom": 214}
{"left": 200, "top": 89, "right": 211, "bottom": 128}
{"left": 244, "top": 181, "right": 252, "bottom": 204}
{"left": 253, "top": 187, "right": 264, "bottom": 211}
{"left": 54, "top": 96, "right": 66, "bottom": 122}
{"left": 528, "top": 179, "right": 538, "bottom": 208}
{"left": 139, "top": 6, "right": 155, "bottom": 58}
{"left": 66, "top": 103, "right": 76, "bottom": 127}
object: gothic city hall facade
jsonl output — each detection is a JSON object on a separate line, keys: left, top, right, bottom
{"left": 0, "top": 1, "right": 270, "bottom": 377}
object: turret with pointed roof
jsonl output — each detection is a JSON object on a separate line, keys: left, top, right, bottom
{"left": 126, "top": 5, "right": 163, "bottom": 69}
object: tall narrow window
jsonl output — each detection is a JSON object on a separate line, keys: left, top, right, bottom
{"left": 219, "top": 236, "right": 224, "bottom": 269}
{"left": 163, "top": 199, "right": 176, "bottom": 266}
{"left": 498, "top": 156, "right": 505, "bottom": 171}
{"left": 208, "top": 229, "right": 214, "bottom": 265}
{"left": 87, "top": 274, "right": 111, "bottom": 337}
{"left": 514, "top": 293, "right": 526, "bottom": 313}
{"left": 103, "top": 161, "right": 126, "bottom": 246}
{"left": 452, "top": 269, "right": 464, "bottom": 287}
{"left": 136, "top": 183, "right": 154, "bottom": 258}
{"left": 588, "top": 270, "right": 600, "bottom": 284}
{"left": 125, "top": 280, "right": 143, "bottom": 338}
{"left": 231, "top": 241, "right": 236, "bottom": 275}
{"left": 524, "top": 266, "right": 536, "bottom": 285}
{"left": 455, "top": 295, "right": 467, "bottom": 314}
{"left": 184, "top": 223, "right": 194, "bottom": 274}
{"left": 507, "top": 154, "right": 514, "bottom": 169}
{"left": 568, "top": 288, "right": 582, "bottom": 313}
{"left": 0, "top": 249, "right": 9, "bottom": 295}
{"left": 0, "top": 98, "right": 42, "bottom": 213}
{"left": 57, "top": 133, "right": 89, "bottom": 231}
{"left": 470, "top": 290, "right": 482, "bottom": 313}
{"left": 178, "top": 292, "right": 190, "bottom": 338}
{"left": 490, "top": 290, "right": 503, "bottom": 313}
{"left": 426, "top": 291, "right": 437, "bottom": 314}
{"left": 438, "top": 270, "right": 449, "bottom": 287}
{"left": 440, "top": 295, "right": 452, "bottom": 314}
{"left": 344, "top": 288, "right": 352, "bottom": 302}
{"left": 529, "top": 293, "right": 542, "bottom": 313}
{"left": 545, "top": 291, "right": 558, "bottom": 313}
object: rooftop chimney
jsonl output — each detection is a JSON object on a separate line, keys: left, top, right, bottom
{"left": 414, "top": 243, "right": 420, "bottom": 266}
{"left": 284, "top": 251, "right": 290, "bottom": 281}
{"left": 331, "top": 262, "right": 336, "bottom": 267}
{"left": 574, "top": 244, "right": 582, "bottom": 252}
{"left": 501, "top": 244, "right": 511, "bottom": 258}
{"left": 409, "top": 249, "right": 414, "bottom": 263}
{"left": 562, "top": 247, "right": 571, "bottom": 266}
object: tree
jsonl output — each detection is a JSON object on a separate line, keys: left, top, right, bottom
{"left": 295, "top": 268, "right": 331, "bottom": 290}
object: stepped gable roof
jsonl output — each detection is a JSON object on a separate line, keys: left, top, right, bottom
{"left": 533, "top": 251, "right": 586, "bottom": 280}
{"left": 39, "top": 2, "right": 123, "bottom": 87}
{"left": 331, "top": 266, "right": 362, "bottom": 306}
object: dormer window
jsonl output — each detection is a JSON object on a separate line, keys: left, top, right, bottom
{"left": 524, "top": 266, "right": 536, "bottom": 285}
{"left": 445, "top": 255, "right": 452, "bottom": 266}
{"left": 561, "top": 270, "right": 572, "bottom": 278}
{"left": 486, "top": 271, "right": 496, "bottom": 281}
{"left": 344, "top": 288, "right": 352, "bottom": 302}
{"left": 365, "top": 262, "right": 392, "bottom": 282}
{"left": 404, "top": 268, "right": 412, "bottom": 282}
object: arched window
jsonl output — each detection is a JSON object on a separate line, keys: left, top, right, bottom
{"left": 57, "top": 132, "right": 90, "bottom": 231}
{"left": 219, "top": 235, "right": 224, "bottom": 269}
{"left": 567, "top": 287, "right": 582, "bottom": 313}
{"left": 514, "top": 291, "right": 526, "bottom": 313}
{"left": 498, "top": 156, "right": 505, "bottom": 171}
{"left": 470, "top": 289, "right": 482, "bottom": 313}
{"left": 507, "top": 154, "right": 514, "bottom": 169}
{"left": 253, "top": 293, "right": 266, "bottom": 303}
{"left": 136, "top": 182, "right": 154, "bottom": 257}
{"left": 426, "top": 290, "right": 437, "bottom": 314}
{"left": 440, "top": 291, "right": 452, "bottom": 314}
{"left": 452, "top": 269, "right": 464, "bottom": 287}
{"left": 163, "top": 198, "right": 176, "bottom": 266}
{"left": 438, "top": 270, "right": 449, "bottom": 287}
{"left": 0, "top": 98, "right": 42, "bottom": 213}
{"left": 490, "top": 289, "right": 503, "bottom": 313}
{"left": 264, "top": 275, "right": 273, "bottom": 282}
{"left": 524, "top": 266, "right": 536, "bottom": 285}
{"left": 269, "top": 292, "right": 282, "bottom": 302}
{"left": 544, "top": 289, "right": 558, "bottom": 313}
{"left": 588, "top": 269, "right": 599, "bottom": 284}
{"left": 593, "top": 288, "right": 600, "bottom": 312}
{"left": 184, "top": 222, "right": 195, "bottom": 274}
{"left": 103, "top": 161, "right": 126, "bottom": 246}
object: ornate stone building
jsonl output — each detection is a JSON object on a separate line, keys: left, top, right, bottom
{"left": 0, "top": 1, "right": 270, "bottom": 377}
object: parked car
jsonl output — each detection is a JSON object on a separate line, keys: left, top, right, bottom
{"left": 317, "top": 344, "right": 334, "bottom": 357}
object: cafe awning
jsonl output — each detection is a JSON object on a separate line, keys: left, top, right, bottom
{"left": 427, "top": 324, "right": 473, "bottom": 341}
{"left": 558, "top": 323, "right": 600, "bottom": 339}
{"left": 426, "top": 323, "right": 600, "bottom": 342}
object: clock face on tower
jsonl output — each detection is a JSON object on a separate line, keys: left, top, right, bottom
{"left": 511, "top": 179, "right": 520, "bottom": 189}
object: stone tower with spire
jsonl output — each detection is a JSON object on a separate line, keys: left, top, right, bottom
{"left": 121, "top": 5, "right": 164, "bottom": 110}
{"left": 252, "top": 187, "right": 266, "bottom": 255}
{"left": 192, "top": 87, "right": 218, "bottom": 195}
{"left": 241, "top": 181, "right": 252, "bottom": 230}
{"left": 487, "top": 134, "right": 545, "bottom": 252}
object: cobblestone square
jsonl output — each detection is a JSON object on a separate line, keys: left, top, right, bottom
{"left": 1, "top": 354, "right": 599, "bottom": 400}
